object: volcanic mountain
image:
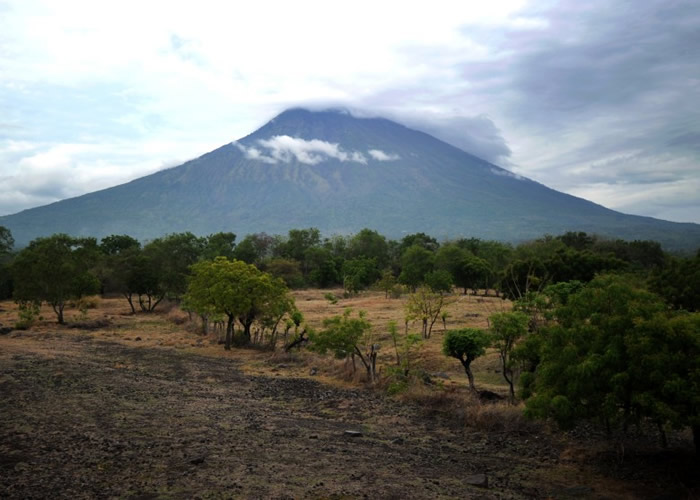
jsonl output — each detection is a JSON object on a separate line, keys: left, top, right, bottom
{"left": 2, "top": 108, "right": 700, "bottom": 249}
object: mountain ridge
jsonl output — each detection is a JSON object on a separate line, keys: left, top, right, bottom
{"left": 2, "top": 108, "right": 699, "bottom": 250}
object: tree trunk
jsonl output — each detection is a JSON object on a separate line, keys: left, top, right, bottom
{"left": 224, "top": 314, "right": 234, "bottom": 350}
{"left": 501, "top": 354, "right": 515, "bottom": 403}
{"left": 460, "top": 358, "right": 477, "bottom": 393}
{"left": 123, "top": 293, "right": 136, "bottom": 314}
{"left": 52, "top": 302, "right": 65, "bottom": 324}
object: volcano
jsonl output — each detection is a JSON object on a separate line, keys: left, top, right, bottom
{"left": 2, "top": 108, "right": 699, "bottom": 249}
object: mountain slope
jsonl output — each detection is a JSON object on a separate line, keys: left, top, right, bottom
{"left": 2, "top": 108, "right": 700, "bottom": 249}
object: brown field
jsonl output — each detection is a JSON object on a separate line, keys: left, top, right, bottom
{"left": 0, "top": 291, "right": 697, "bottom": 498}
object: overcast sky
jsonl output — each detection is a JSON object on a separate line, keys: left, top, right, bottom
{"left": 1, "top": 0, "right": 698, "bottom": 223}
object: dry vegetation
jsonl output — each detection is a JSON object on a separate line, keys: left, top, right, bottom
{"left": 1, "top": 291, "right": 697, "bottom": 498}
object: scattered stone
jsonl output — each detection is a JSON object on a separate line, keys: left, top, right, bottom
{"left": 0, "top": 326, "right": 13, "bottom": 335}
{"left": 134, "top": 337, "right": 142, "bottom": 341}
{"left": 464, "top": 473, "right": 488, "bottom": 488}
{"left": 309, "top": 367, "right": 318, "bottom": 376}
{"left": 189, "top": 456, "right": 206, "bottom": 465}
{"left": 344, "top": 430, "right": 363, "bottom": 438}
{"left": 391, "top": 437, "right": 404, "bottom": 445}
{"left": 309, "top": 435, "right": 319, "bottom": 439}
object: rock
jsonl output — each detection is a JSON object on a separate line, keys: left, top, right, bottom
{"left": 391, "top": 437, "right": 404, "bottom": 445}
{"left": 309, "top": 435, "right": 318, "bottom": 439}
{"left": 309, "top": 367, "right": 318, "bottom": 376}
{"left": 464, "top": 473, "right": 488, "bottom": 488}
{"left": 478, "top": 390, "right": 504, "bottom": 402}
{"left": 189, "top": 456, "right": 206, "bottom": 465}
{"left": 344, "top": 430, "right": 363, "bottom": 438}
{"left": 0, "top": 326, "right": 13, "bottom": 335}
{"left": 134, "top": 337, "right": 142, "bottom": 341}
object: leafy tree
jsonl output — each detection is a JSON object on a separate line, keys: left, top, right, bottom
{"left": 424, "top": 269, "right": 453, "bottom": 294}
{"left": 376, "top": 269, "right": 397, "bottom": 298}
{"left": 405, "top": 286, "right": 450, "bottom": 339}
{"left": 0, "top": 226, "right": 14, "bottom": 300}
{"left": 279, "top": 228, "right": 320, "bottom": 264}
{"left": 442, "top": 328, "right": 490, "bottom": 393}
{"left": 347, "top": 228, "right": 389, "bottom": 269}
{"left": 489, "top": 311, "right": 529, "bottom": 403}
{"left": 232, "top": 232, "right": 278, "bottom": 265}
{"left": 0, "top": 226, "right": 14, "bottom": 256}
{"left": 399, "top": 245, "right": 434, "bottom": 292}
{"left": 305, "top": 246, "right": 340, "bottom": 287}
{"left": 523, "top": 275, "right": 668, "bottom": 432}
{"left": 143, "top": 232, "right": 204, "bottom": 302}
{"left": 342, "top": 258, "right": 379, "bottom": 294}
{"left": 399, "top": 232, "right": 439, "bottom": 253}
{"left": 311, "top": 309, "right": 378, "bottom": 382}
{"left": 265, "top": 258, "right": 304, "bottom": 288}
{"left": 185, "top": 257, "right": 293, "bottom": 349}
{"left": 99, "top": 234, "right": 140, "bottom": 255}
{"left": 651, "top": 252, "right": 700, "bottom": 311}
{"left": 12, "top": 234, "right": 100, "bottom": 324}
{"left": 201, "top": 232, "right": 237, "bottom": 261}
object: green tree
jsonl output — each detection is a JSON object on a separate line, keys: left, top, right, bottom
{"left": 0, "top": 226, "right": 14, "bottom": 256}
{"left": 12, "top": 234, "right": 100, "bottom": 324}
{"left": 489, "top": 311, "right": 529, "bottom": 403}
{"left": 201, "top": 232, "right": 237, "bottom": 261}
{"left": 399, "top": 245, "right": 434, "bottom": 292}
{"left": 523, "top": 275, "right": 667, "bottom": 432}
{"left": 424, "top": 269, "right": 453, "bottom": 294}
{"left": 376, "top": 269, "right": 397, "bottom": 298}
{"left": 442, "top": 328, "right": 490, "bottom": 393}
{"left": 405, "top": 286, "right": 450, "bottom": 339}
{"left": 311, "top": 309, "right": 377, "bottom": 382}
{"left": 347, "top": 228, "right": 389, "bottom": 269}
{"left": 143, "top": 232, "right": 204, "bottom": 303}
{"left": 342, "top": 258, "right": 379, "bottom": 294}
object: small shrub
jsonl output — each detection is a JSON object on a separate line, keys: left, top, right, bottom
{"left": 15, "top": 301, "right": 40, "bottom": 330}
{"left": 324, "top": 292, "right": 338, "bottom": 304}
{"left": 390, "top": 284, "right": 404, "bottom": 299}
{"left": 69, "top": 295, "right": 100, "bottom": 311}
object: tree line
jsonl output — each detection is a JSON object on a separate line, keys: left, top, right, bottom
{"left": 0, "top": 226, "right": 698, "bottom": 451}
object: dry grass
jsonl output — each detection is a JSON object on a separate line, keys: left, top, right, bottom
{"left": 0, "top": 288, "right": 512, "bottom": 394}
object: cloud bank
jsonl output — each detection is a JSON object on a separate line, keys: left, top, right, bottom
{"left": 235, "top": 136, "right": 401, "bottom": 166}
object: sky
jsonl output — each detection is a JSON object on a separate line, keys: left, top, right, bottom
{"left": 1, "top": 0, "right": 699, "bottom": 223}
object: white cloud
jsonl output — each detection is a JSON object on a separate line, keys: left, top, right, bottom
{"left": 368, "top": 149, "right": 400, "bottom": 161}
{"left": 236, "top": 136, "right": 368, "bottom": 166}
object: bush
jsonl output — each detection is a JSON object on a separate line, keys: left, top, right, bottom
{"left": 15, "top": 301, "right": 40, "bottom": 330}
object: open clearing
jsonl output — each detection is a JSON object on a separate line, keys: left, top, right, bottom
{"left": 0, "top": 292, "right": 697, "bottom": 499}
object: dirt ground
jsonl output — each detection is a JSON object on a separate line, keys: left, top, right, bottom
{"left": 0, "top": 295, "right": 698, "bottom": 499}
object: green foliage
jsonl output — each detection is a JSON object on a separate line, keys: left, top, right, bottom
{"left": 99, "top": 234, "right": 140, "bottom": 255}
{"left": 405, "top": 286, "right": 449, "bottom": 339}
{"left": 376, "top": 269, "right": 397, "bottom": 298}
{"left": 265, "top": 258, "right": 304, "bottom": 288}
{"left": 324, "top": 292, "right": 338, "bottom": 305}
{"left": 347, "top": 228, "right": 389, "bottom": 269}
{"left": 201, "top": 232, "right": 237, "bottom": 261}
{"left": 399, "top": 232, "right": 439, "bottom": 253}
{"left": 651, "top": 252, "right": 700, "bottom": 311}
{"left": 0, "top": 226, "right": 14, "bottom": 256}
{"left": 442, "top": 328, "right": 490, "bottom": 391}
{"left": 399, "top": 245, "right": 434, "bottom": 291}
{"left": 185, "top": 257, "right": 293, "bottom": 349}
{"left": 490, "top": 311, "right": 529, "bottom": 402}
{"left": 424, "top": 269, "right": 453, "bottom": 294}
{"left": 143, "top": 232, "right": 205, "bottom": 302}
{"left": 342, "top": 258, "right": 379, "bottom": 294}
{"left": 523, "top": 274, "right": 669, "bottom": 430}
{"left": 12, "top": 234, "right": 100, "bottom": 324}
{"left": 311, "top": 309, "right": 371, "bottom": 360}
{"left": 15, "top": 301, "right": 40, "bottom": 330}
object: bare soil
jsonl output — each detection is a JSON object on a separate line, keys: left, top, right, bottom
{"left": 0, "top": 296, "right": 697, "bottom": 499}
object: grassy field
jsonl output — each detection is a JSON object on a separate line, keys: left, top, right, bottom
{"left": 1, "top": 291, "right": 698, "bottom": 498}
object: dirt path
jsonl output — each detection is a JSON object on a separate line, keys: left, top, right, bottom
{"left": 0, "top": 331, "right": 686, "bottom": 499}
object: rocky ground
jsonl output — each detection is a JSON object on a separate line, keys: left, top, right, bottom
{"left": 0, "top": 330, "right": 697, "bottom": 499}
